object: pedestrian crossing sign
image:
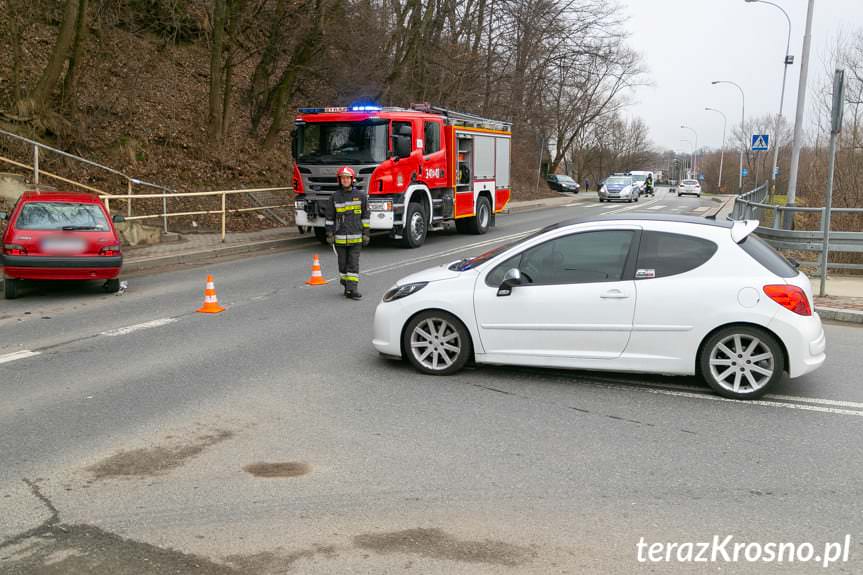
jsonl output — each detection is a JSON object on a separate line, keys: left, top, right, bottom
{"left": 751, "top": 134, "right": 769, "bottom": 151}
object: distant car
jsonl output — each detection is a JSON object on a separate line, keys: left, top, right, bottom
{"left": 678, "top": 179, "right": 702, "bottom": 197}
{"left": 373, "top": 214, "right": 826, "bottom": 400}
{"left": 599, "top": 175, "right": 639, "bottom": 203}
{"left": 1, "top": 191, "right": 124, "bottom": 299}
{"left": 545, "top": 175, "right": 580, "bottom": 193}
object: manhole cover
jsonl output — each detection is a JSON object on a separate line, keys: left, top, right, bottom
{"left": 243, "top": 462, "right": 310, "bottom": 478}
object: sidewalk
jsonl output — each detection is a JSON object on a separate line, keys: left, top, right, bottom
{"left": 120, "top": 197, "right": 863, "bottom": 324}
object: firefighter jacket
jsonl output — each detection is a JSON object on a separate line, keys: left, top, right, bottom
{"left": 324, "top": 186, "right": 370, "bottom": 245}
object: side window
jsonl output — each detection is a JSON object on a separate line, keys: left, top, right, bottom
{"left": 485, "top": 254, "right": 522, "bottom": 287}
{"left": 424, "top": 121, "right": 441, "bottom": 154}
{"left": 636, "top": 231, "right": 718, "bottom": 279}
{"left": 392, "top": 121, "right": 412, "bottom": 157}
{"left": 501, "top": 230, "right": 634, "bottom": 286}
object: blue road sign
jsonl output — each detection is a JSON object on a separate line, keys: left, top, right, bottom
{"left": 751, "top": 134, "right": 769, "bottom": 151}
{"left": 698, "top": 173, "right": 705, "bottom": 181}
{"left": 742, "top": 167, "right": 749, "bottom": 177}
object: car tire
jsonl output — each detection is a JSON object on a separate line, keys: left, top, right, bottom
{"left": 599, "top": 198, "right": 604, "bottom": 203}
{"left": 403, "top": 310, "right": 472, "bottom": 376}
{"left": 313, "top": 226, "right": 329, "bottom": 245}
{"left": 634, "top": 194, "right": 639, "bottom": 202}
{"left": 401, "top": 201, "right": 427, "bottom": 248}
{"left": 466, "top": 196, "right": 491, "bottom": 235}
{"left": 104, "top": 278, "right": 121, "bottom": 293}
{"left": 699, "top": 325, "right": 784, "bottom": 400}
{"left": 4, "top": 278, "right": 18, "bottom": 300}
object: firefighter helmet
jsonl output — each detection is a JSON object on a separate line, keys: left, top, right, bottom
{"left": 337, "top": 166, "right": 356, "bottom": 181}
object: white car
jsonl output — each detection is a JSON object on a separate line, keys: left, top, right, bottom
{"left": 373, "top": 215, "right": 826, "bottom": 400}
{"left": 678, "top": 179, "right": 702, "bottom": 197}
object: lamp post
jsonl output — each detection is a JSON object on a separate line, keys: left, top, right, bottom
{"left": 680, "top": 139, "right": 694, "bottom": 178}
{"left": 744, "top": 0, "right": 793, "bottom": 192}
{"left": 712, "top": 80, "right": 746, "bottom": 193}
{"left": 705, "top": 107, "right": 727, "bottom": 191}
{"left": 786, "top": 0, "right": 815, "bottom": 212}
{"left": 680, "top": 125, "right": 699, "bottom": 173}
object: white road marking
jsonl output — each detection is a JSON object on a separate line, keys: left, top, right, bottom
{"left": 647, "top": 205, "right": 666, "bottom": 210}
{"left": 0, "top": 350, "right": 41, "bottom": 365}
{"left": 583, "top": 375, "right": 863, "bottom": 415}
{"left": 101, "top": 318, "right": 178, "bottom": 337}
{"left": 693, "top": 206, "right": 711, "bottom": 212}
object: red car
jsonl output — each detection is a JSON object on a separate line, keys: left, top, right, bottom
{"left": 1, "top": 191, "right": 124, "bottom": 299}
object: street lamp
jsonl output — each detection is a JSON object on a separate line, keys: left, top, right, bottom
{"left": 680, "top": 125, "right": 699, "bottom": 173}
{"left": 744, "top": 0, "right": 793, "bottom": 193}
{"left": 705, "top": 107, "right": 727, "bottom": 191}
{"left": 680, "top": 139, "right": 694, "bottom": 179}
{"left": 712, "top": 80, "right": 746, "bottom": 193}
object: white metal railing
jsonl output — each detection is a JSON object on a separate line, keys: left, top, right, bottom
{"left": 101, "top": 187, "right": 293, "bottom": 242}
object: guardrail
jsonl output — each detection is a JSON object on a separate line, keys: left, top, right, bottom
{"left": 730, "top": 183, "right": 863, "bottom": 274}
{"left": 101, "top": 187, "right": 292, "bottom": 242}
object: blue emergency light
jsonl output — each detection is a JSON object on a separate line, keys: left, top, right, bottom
{"left": 349, "top": 105, "right": 382, "bottom": 112}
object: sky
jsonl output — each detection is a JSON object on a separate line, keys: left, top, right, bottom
{"left": 621, "top": 0, "right": 863, "bottom": 152}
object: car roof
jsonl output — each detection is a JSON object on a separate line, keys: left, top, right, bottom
{"left": 19, "top": 190, "right": 102, "bottom": 203}
{"left": 546, "top": 213, "right": 733, "bottom": 231}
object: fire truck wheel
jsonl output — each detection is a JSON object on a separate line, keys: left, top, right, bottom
{"left": 467, "top": 196, "right": 491, "bottom": 235}
{"left": 401, "top": 202, "right": 427, "bottom": 248}
{"left": 313, "top": 226, "right": 329, "bottom": 245}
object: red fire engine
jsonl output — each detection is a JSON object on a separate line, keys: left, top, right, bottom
{"left": 292, "top": 104, "right": 512, "bottom": 248}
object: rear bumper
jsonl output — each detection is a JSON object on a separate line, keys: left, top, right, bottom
{"left": 768, "top": 312, "right": 826, "bottom": 378}
{"left": 2, "top": 255, "right": 122, "bottom": 281}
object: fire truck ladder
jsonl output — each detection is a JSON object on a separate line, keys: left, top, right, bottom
{"left": 423, "top": 106, "right": 511, "bottom": 132}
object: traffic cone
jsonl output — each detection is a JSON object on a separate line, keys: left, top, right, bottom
{"left": 197, "top": 274, "right": 225, "bottom": 313}
{"left": 305, "top": 254, "right": 328, "bottom": 286}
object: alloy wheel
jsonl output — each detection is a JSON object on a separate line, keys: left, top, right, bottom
{"left": 708, "top": 333, "right": 775, "bottom": 395}
{"left": 410, "top": 317, "right": 462, "bottom": 371}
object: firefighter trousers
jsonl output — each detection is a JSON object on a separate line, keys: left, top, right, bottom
{"left": 336, "top": 244, "right": 361, "bottom": 291}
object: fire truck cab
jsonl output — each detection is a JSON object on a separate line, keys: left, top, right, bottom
{"left": 292, "top": 104, "right": 511, "bottom": 248}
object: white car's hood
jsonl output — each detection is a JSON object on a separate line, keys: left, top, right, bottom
{"left": 396, "top": 262, "right": 470, "bottom": 286}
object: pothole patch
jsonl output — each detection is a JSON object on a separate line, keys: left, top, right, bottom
{"left": 242, "top": 462, "right": 310, "bottom": 478}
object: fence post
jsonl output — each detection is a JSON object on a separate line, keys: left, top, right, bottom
{"left": 104, "top": 196, "right": 110, "bottom": 214}
{"left": 162, "top": 193, "right": 168, "bottom": 234}
{"left": 127, "top": 179, "right": 133, "bottom": 217}
{"left": 221, "top": 192, "right": 226, "bottom": 242}
{"left": 33, "top": 146, "right": 39, "bottom": 186}
{"left": 773, "top": 206, "right": 780, "bottom": 228}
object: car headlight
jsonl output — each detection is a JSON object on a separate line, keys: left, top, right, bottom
{"left": 383, "top": 282, "right": 428, "bottom": 302}
{"left": 369, "top": 200, "right": 393, "bottom": 212}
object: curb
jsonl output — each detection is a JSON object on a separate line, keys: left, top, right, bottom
{"left": 123, "top": 234, "right": 316, "bottom": 274}
{"left": 815, "top": 307, "right": 863, "bottom": 325}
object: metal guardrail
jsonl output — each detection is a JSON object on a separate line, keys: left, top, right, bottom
{"left": 102, "top": 188, "right": 292, "bottom": 242}
{"left": 730, "top": 183, "right": 863, "bottom": 272}
{"left": 0, "top": 128, "right": 293, "bottom": 239}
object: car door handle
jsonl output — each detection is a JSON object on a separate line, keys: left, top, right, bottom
{"left": 600, "top": 290, "right": 630, "bottom": 299}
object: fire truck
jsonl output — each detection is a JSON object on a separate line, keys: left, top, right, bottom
{"left": 292, "top": 104, "right": 512, "bottom": 248}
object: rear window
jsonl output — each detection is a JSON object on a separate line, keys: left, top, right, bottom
{"left": 15, "top": 202, "right": 109, "bottom": 231}
{"left": 636, "top": 231, "right": 718, "bottom": 279}
{"left": 738, "top": 234, "right": 797, "bottom": 278}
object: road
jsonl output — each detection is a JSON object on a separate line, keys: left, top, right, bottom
{"left": 1, "top": 186, "right": 862, "bottom": 574}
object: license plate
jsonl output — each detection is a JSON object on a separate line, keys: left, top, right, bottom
{"left": 42, "top": 238, "right": 86, "bottom": 253}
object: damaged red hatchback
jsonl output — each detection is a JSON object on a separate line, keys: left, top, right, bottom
{"left": 1, "top": 191, "right": 124, "bottom": 299}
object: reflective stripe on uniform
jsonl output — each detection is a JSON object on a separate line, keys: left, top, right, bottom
{"left": 341, "top": 274, "right": 359, "bottom": 283}
{"left": 361, "top": 218, "right": 370, "bottom": 228}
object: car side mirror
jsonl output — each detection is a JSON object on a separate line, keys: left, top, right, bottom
{"left": 497, "top": 268, "right": 523, "bottom": 297}
{"left": 112, "top": 214, "right": 126, "bottom": 223}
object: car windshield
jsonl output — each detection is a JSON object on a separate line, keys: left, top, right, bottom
{"left": 450, "top": 228, "right": 550, "bottom": 271}
{"left": 631, "top": 174, "right": 646, "bottom": 182}
{"left": 15, "top": 202, "right": 109, "bottom": 231}
{"left": 295, "top": 120, "right": 388, "bottom": 164}
{"left": 556, "top": 176, "right": 575, "bottom": 183}
{"left": 605, "top": 177, "right": 631, "bottom": 185}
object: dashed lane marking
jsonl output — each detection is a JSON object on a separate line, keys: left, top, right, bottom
{"left": 101, "top": 318, "right": 178, "bottom": 337}
{"left": 0, "top": 350, "right": 41, "bottom": 365}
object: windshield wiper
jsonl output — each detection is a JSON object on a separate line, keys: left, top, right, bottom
{"left": 62, "top": 225, "right": 99, "bottom": 230}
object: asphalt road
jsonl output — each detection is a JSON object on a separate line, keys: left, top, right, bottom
{"left": 2, "top": 186, "right": 862, "bottom": 574}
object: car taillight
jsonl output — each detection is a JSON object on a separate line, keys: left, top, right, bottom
{"left": 3, "top": 244, "right": 27, "bottom": 256}
{"left": 763, "top": 284, "right": 812, "bottom": 316}
{"left": 100, "top": 245, "right": 121, "bottom": 256}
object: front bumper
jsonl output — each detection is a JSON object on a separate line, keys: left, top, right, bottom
{"left": 599, "top": 190, "right": 631, "bottom": 201}
{"left": 295, "top": 200, "right": 395, "bottom": 231}
{"left": 373, "top": 298, "right": 407, "bottom": 358}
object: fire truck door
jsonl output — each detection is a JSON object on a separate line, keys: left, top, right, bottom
{"left": 392, "top": 120, "right": 421, "bottom": 196}
{"left": 421, "top": 119, "right": 447, "bottom": 190}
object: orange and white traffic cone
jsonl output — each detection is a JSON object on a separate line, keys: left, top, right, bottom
{"left": 305, "top": 254, "right": 328, "bottom": 286}
{"left": 197, "top": 274, "right": 225, "bottom": 313}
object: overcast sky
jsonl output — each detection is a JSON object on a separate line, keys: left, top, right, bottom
{"left": 621, "top": 0, "right": 863, "bottom": 152}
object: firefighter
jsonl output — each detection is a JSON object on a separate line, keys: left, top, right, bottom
{"left": 325, "top": 166, "right": 370, "bottom": 300}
